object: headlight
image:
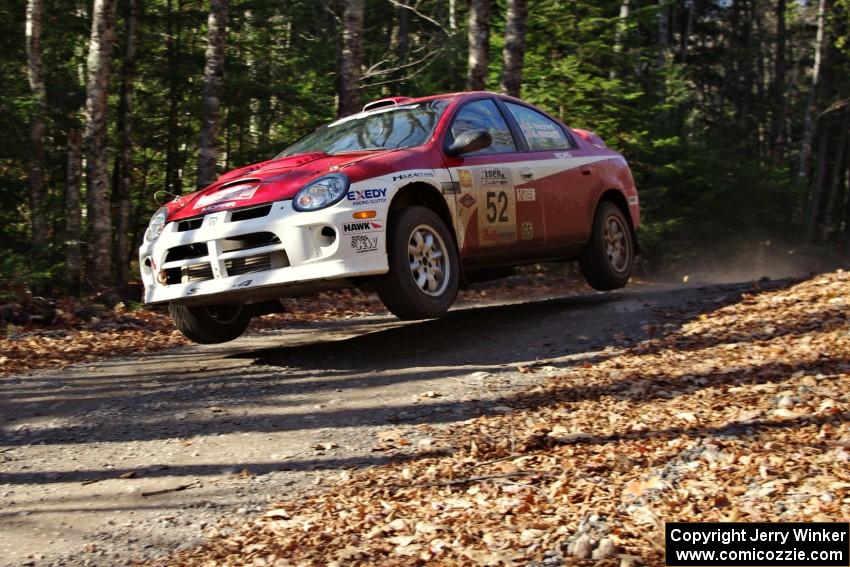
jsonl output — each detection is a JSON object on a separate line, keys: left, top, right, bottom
{"left": 145, "top": 207, "right": 168, "bottom": 242}
{"left": 292, "top": 173, "right": 349, "bottom": 212}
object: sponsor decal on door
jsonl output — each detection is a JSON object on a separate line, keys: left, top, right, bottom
{"left": 476, "top": 167, "right": 517, "bottom": 246}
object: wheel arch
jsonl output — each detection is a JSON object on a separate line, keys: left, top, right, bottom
{"left": 596, "top": 188, "right": 640, "bottom": 255}
{"left": 388, "top": 182, "right": 459, "bottom": 248}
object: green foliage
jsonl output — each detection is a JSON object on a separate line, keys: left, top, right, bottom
{"left": 2, "top": 0, "right": 848, "bottom": 295}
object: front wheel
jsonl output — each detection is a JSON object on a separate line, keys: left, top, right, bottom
{"left": 376, "top": 206, "right": 460, "bottom": 320}
{"left": 578, "top": 201, "right": 635, "bottom": 291}
{"left": 168, "top": 303, "right": 252, "bottom": 344}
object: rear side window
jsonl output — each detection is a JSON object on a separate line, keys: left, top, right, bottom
{"left": 504, "top": 102, "right": 572, "bottom": 151}
{"left": 449, "top": 99, "right": 516, "bottom": 155}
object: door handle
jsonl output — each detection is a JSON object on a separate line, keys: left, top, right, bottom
{"left": 519, "top": 169, "right": 534, "bottom": 180}
{"left": 580, "top": 168, "right": 592, "bottom": 176}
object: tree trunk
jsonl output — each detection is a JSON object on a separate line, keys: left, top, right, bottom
{"left": 770, "top": 0, "right": 787, "bottom": 158}
{"left": 197, "top": 0, "right": 228, "bottom": 188}
{"left": 656, "top": 0, "right": 669, "bottom": 68}
{"left": 396, "top": 0, "right": 409, "bottom": 87}
{"left": 679, "top": 0, "right": 693, "bottom": 63}
{"left": 165, "top": 0, "right": 183, "bottom": 194}
{"left": 797, "top": 0, "right": 827, "bottom": 186}
{"left": 449, "top": 0, "right": 457, "bottom": 32}
{"left": 806, "top": 128, "right": 829, "bottom": 242}
{"left": 821, "top": 111, "right": 849, "bottom": 240}
{"left": 25, "top": 0, "right": 48, "bottom": 257}
{"left": 65, "top": 129, "right": 83, "bottom": 292}
{"left": 338, "top": 0, "right": 364, "bottom": 117}
{"left": 500, "top": 0, "right": 527, "bottom": 98}
{"left": 83, "top": 0, "right": 118, "bottom": 288}
{"left": 467, "top": 0, "right": 490, "bottom": 91}
{"left": 115, "top": 0, "right": 139, "bottom": 290}
{"left": 610, "top": 0, "right": 630, "bottom": 79}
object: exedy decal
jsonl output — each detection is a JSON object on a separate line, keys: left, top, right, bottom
{"left": 392, "top": 170, "right": 435, "bottom": 182}
{"left": 347, "top": 188, "right": 387, "bottom": 206}
{"left": 342, "top": 220, "right": 384, "bottom": 234}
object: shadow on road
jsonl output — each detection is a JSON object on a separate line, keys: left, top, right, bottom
{"left": 0, "top": 279, "right": 803, "bottom": 469}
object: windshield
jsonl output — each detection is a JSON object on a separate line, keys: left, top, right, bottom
{"left": 277, "top": 99, "right": 449, "bottom": 157}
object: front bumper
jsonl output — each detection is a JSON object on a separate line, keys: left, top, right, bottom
{"left": 138, "top": 199, "right": 388, "bottom": 305}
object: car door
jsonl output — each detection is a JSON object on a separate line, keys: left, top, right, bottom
{"left": 442, "top": 98, "right": 546, "bottom": 262}
{"left": 501, "top": 101, "right": 595, "bottom": 250}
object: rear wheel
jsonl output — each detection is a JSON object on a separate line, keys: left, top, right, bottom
{"left": 376, "top": 206, "right": 460, "bottom": 320}
{"left": 168, "top": 303, "right": 252, "bottom": 344}
{"left": 579, "top": 201, "right": 635, "bottom": 291}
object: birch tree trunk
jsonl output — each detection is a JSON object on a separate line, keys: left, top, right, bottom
{"left": 25, "top": 0, "right": 48, "bottom": 256}
{"left": 610, "top": 0, "right": 630, "bottom": 80}
{"left": 83, "top": 0, "right": 118, "bottom": 287}
{"left": 338, "top": 0, "right": 364, "bottom": 117}
{"left": 500, "top": 0, "right": 527, "bottom": 98}
{"left": 197, "top": 0, "right": 228, "bottom": 188}
{"left": 115, "top": 0, "right": 139, "bottom": 289}
{"left": 798, "top": 0, "right": 827, "bottom": 187}
{"left": 65, "top": 129, "right": 83, "bottom": 292}
{"left": 165, "top": 0, "right": 183, "bottom": 194}
{"left": 467, "top": 0, "right": 490, "bottom": 91}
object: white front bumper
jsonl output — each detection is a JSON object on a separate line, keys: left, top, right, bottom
{"left": 138, "top": 200, "right": 388, "bottom": 305}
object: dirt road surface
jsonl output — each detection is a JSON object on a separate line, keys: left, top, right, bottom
{"left": 0, "top": 281, "right": 779, "bottom": 566}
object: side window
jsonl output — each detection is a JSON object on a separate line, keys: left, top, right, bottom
{"left": 449, "top": 99, "right": 516, "bottom": 155}
{"left": 505, "top": 102, "right": 572, "bottom": 151}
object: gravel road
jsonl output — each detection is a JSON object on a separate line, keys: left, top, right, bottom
{"left": 0, "top": 281, "right": 777, "bottom": 566}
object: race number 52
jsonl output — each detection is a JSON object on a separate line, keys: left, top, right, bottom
{"left": 486, "top": 190, "right": 510, "bottom": 223}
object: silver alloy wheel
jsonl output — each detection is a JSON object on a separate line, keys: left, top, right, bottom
{"left": 603, "top": 215, "right": 631, "bottom": 273}
{"left": 408, "top": 224, "right": 450, "bottom": 297}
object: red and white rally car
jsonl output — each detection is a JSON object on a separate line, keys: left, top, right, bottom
{"left": 139, "top": 92, "right": 640, "bottom": 343}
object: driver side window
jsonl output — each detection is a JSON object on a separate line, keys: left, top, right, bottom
{"left": 449, "top": 99, "right": 516, "bottom": 155}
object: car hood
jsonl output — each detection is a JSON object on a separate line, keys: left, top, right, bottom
{"left": 165, "top": 150, "right": 395, "bottom": 221}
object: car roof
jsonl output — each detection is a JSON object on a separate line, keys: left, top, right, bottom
{"left": 363, "top": 90, "right": 521, "bottom": 108}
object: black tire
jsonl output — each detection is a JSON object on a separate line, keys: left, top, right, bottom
{"left": 376, "top": 206, "right": 460, "bottom": 320}
{"left": 168, "top": 303, "right": 252, "bottom": 344}
{"left": 578, "top": 201, "right": 635, "bottom": 291}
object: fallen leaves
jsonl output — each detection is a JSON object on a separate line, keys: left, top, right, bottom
{"left": 142, "top": 270, "right": 850, "bottom": 565}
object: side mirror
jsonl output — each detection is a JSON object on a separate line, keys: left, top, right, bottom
{"left": 446, "top": 129, "right": 492, "bottom": 157}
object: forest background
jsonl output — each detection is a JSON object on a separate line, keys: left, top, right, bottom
{"left": 2, "top": 0, "right": 849, "bottom": 299}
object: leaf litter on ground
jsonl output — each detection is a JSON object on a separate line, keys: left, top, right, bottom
{"left": 141, "top": 269, "right": 850, "bottom": 566}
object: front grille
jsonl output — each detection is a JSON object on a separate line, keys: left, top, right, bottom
{"left": 184, "top": 263, "right": 214, "bottom": 282}
{"left": 222, "top": 232, "right": 280, "bottom": 253}
{"left": 226, "top": 254, "right": 272, "bottom": 276}
{"left": 225, "top": 251, "right": 289, "bottom": 277}
{"left": 177, "top": 218, "right": 203, "bottom": 232}
{"left": 166, "top": 242, "right": 209, "bottom": 262}
{"left": 230, "top": 204, "right": 272, "bottom": 222}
